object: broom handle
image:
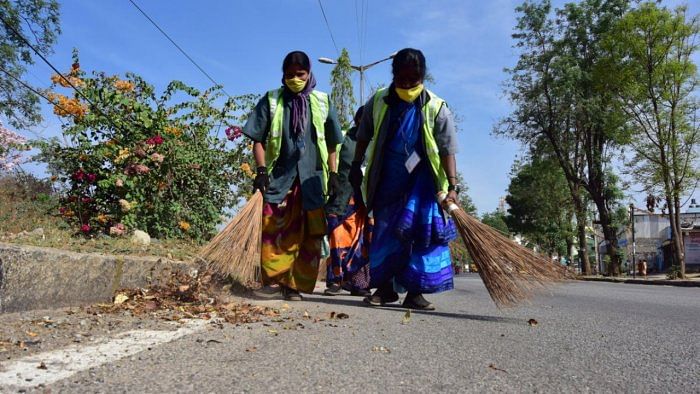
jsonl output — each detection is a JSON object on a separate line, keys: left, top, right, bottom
{"left": 437, "top": 192, "right": 460, "bottom": 214}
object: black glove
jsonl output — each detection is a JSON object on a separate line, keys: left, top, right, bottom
{"left": 253, "top": 166, "right": 269, "bottom": 193}
{"left": 327, "top": 171, "right": 341, "bottom": 198}
{"left": 349, "top": 161, "right": 363, "bottom": 191}
{"left": 349, "top": 161, "right": 365, "bottom": 207}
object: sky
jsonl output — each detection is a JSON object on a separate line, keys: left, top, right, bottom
{"left": 13, "top": 0, "right": 700, "bottom": 215}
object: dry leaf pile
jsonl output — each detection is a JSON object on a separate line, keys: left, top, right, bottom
{"left": 88, "top": 270, "right": 279, "bottom": 324}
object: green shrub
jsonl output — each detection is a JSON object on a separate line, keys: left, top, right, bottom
{"left": 34, "top": 52, "right": 257, "bottom": 242}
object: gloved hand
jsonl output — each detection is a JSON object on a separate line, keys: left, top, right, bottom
{"left": 327, "top": 171, "right": 341, "bottom": 198}
{"left": 253, "top": 166, "right": 269, "bottom": 194}
{"left": 349, "top": 161, "right": 365, "bottom": 207}
{"left": 349, "top": 161, "right": 363, "bottom": 191}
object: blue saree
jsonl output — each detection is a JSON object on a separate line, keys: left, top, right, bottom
{"left": 368, "top": 100, "right": 457, "bottom": 294}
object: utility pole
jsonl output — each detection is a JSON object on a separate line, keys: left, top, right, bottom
{"left": 319, "top": 52, "right": 396, "bottom": 104}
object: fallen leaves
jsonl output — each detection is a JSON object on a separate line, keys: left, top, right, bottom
{"left": 37, "top": 361, "right": 48, "bottom": 370}
{"left": 371, "top": 346, "right": 391, "bottom": 353}
{"left": 88, "top": 270, "right": 279, "bottom": 325}
{"left": 402, "top": 310, "right": 411, "bottom": 325}
{"left": 113, "top": 293, "right": 129, "bottom": 305}
{"left": 488, "top": 364, "right": 507, "bottom": 373}
{"left": 527, "top": 318, "right": 538, "bottom": 327}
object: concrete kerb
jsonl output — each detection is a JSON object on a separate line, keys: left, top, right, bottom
{"left": 578, "top": 276, "right": 700, "bottom": 288}
{"left": 0, "top": 242, "right": 203, "bottom": 313}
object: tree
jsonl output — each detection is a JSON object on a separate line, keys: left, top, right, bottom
{"left": 599, "top": 2, "right": 700, "bottom": 278}
{"left": 0, "top": 0, "right": 61, "bottom": 128}
{"left": 505, "top": 155, "right": 576, "bottom": 260}
{"left": 499, "top": 0, "right": 630, "bottom": 275}
{"left": 481, "top": 210, "right": 510, "bottom": 235}
{"left": 329, "top": 48, "right": 356, "bottom": 130}
{"left": 0, "top": 121, "right": 29, "bottom": 171}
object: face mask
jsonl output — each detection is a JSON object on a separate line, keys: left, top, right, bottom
{"left": 285, "top": 77, "right": 307, "bottom": 93}
{"left": 395, "top": 83, "right": 424, "bottom": 103}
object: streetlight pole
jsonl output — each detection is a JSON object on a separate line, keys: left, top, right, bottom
{"left": 318, "top": 52, "right": 396, "bottom": 104}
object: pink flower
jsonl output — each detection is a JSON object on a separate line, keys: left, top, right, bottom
{"left": 109, "top": 223, "right": 125, "bottom": 236}
{"left": 146, "top": 135, "right": 164, "bottom": 145}
{"left": 72, "top": 169, "right": 85, "bottom": 182}
{"left": 225, "top": 126, "right": 243, "bottom": 141}
{"left": 150, "top": 153, "right": 164, "bottom": 164}
{"left": 123, "top": 164, "right": 150, "bottom": 176}
{"left": 81, "top": 197, "right": 93, "bottom": 204}
{"left": 80, "top": 224, "right": 91, "bottom": 233}
{"left": 86, "top": 173, "right": 97, "bottom": 183}
{"left": 59, "top": 206, "right": 66, "bottom": 214}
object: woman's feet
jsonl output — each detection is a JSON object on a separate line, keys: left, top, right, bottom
{"left": 402, "top": 292, "right": 435, "bottom": 310}
{"left": 282, "top": 286, "right": 303, "bottom": 301}
{"left": 323, "top": 283, "right": 345, "bottom": 296}
{"left": 252, "top": 284, "right": 302, "bottom": 301}
{"left": 363, "top": 283, "right": 399, "bottom": 306}
{"left": 252, "top": 284, "right": 281, "bottom": 299}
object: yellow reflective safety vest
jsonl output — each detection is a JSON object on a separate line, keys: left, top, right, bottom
{"left": 266, "top": 88, "right": 331, "bottom": 194}
{"left": 364, "top": 88, "right": 449, "bottom": 200}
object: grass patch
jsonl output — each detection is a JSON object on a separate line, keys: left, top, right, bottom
{"left": 0, "top": 172, "right": 201, "bottom": 261}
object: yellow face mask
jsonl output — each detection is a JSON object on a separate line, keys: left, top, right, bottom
{"left": 285, "top": 77, "right": 307, "bottom": 93}
{"left": 395, "top": 83, "right": 424, "bottom": 103}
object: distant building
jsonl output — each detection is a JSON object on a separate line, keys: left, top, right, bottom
{"left": 597, "top": 198, "right": 700, "bottom": 274}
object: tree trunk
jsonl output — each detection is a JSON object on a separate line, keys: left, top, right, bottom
{"left": 667, "top": 196, "right": 686, "bottom": 279}
{"left": 664, "top": 183, "right": 686, "bottom": 279}
{"left": 571, "top": 190, "right": 591, "bottom": 275}
{"left": 595, "top": 198, "right": 621, "bottom": 276}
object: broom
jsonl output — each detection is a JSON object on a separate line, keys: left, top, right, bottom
{"left": 437, "top": 192, "right": 572, "bottom": 308}
{"left": 198, "top": 190, "right": 263, "bottom": 284}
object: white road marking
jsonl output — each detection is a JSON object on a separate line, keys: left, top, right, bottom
{"left": 0, "top": 319, "right": 209, "bottom": 389}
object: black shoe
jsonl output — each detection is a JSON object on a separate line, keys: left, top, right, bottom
{"left": 252, "top": 285, "right": 282, "bottom": 299}
{"left": 402, "top": 293, "right": 435, "bottom": 310}
{"left": 350, "top": 288, "right": 371, "bottom": 297}
{"left": 363, "top": 288, "right": 399, "bottom": 306}
{"left": 282, "top": 286, "right": 303, "bottom": 301}
{"left": 323, "top": 283, "right": 345, "bottom": 296}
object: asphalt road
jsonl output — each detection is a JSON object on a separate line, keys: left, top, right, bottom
{"left": 3, "top": 274, "right": 698, "bottom": 393}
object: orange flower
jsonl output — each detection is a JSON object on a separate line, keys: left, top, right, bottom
{"left": 49, "top": 93, "right": 87, "bottom": 120}
{"left": 50, "top": 73, "right": 84, "bottom": 88}
{"left": 114, "top": 80, "right": 134, "bottom": 92}
{"left": 179, "top": 221, "right": 191, "bottom": 231}
{"left": 165, "top": 126, "right": 182, "bottom": 137}
{"left": 240, "top": 162, "right": 254, "bottom": 178}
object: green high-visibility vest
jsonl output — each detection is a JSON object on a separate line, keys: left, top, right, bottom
{"left": 364, "top": 87, "right": 449, "bottom": 199}
{"left": 266, "top": 88, "right": 331, "bottom": 195}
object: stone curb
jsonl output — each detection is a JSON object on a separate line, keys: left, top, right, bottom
{"left": 0, "top": 242, "right": 203, "bottom": 313}
{"left": 577, "top": 276, "right": 700, "bottom": 288}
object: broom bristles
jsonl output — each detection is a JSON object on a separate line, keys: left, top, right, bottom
{"left": 198, "top": 191, "right": 263, "bottom": 284}
{"left": 439, "top": 192, "right": 572, "bottom": 308}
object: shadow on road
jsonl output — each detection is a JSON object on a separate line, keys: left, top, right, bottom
{"left": 303, "top": 295, "right": 525, "bottom": 325}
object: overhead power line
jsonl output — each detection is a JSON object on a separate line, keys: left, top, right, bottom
{"left": 317, "top": 0, "right": 340, "bottom": 56}
{"left": 127, "top": 0, "right": 232, "bottom": 98}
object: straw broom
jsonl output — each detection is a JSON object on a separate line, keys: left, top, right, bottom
{"left": 438, "top": 192, "right": 572, "bottom": 308}
{"left": 199, "top": 190, "right": 263, "bottom": 284}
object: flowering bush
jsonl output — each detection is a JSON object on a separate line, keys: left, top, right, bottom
{"left": 0, "top": 122, "right": 29, "bottom": 172}
{"left": 34, "top": 52, "right": 258, "bottom": 241}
